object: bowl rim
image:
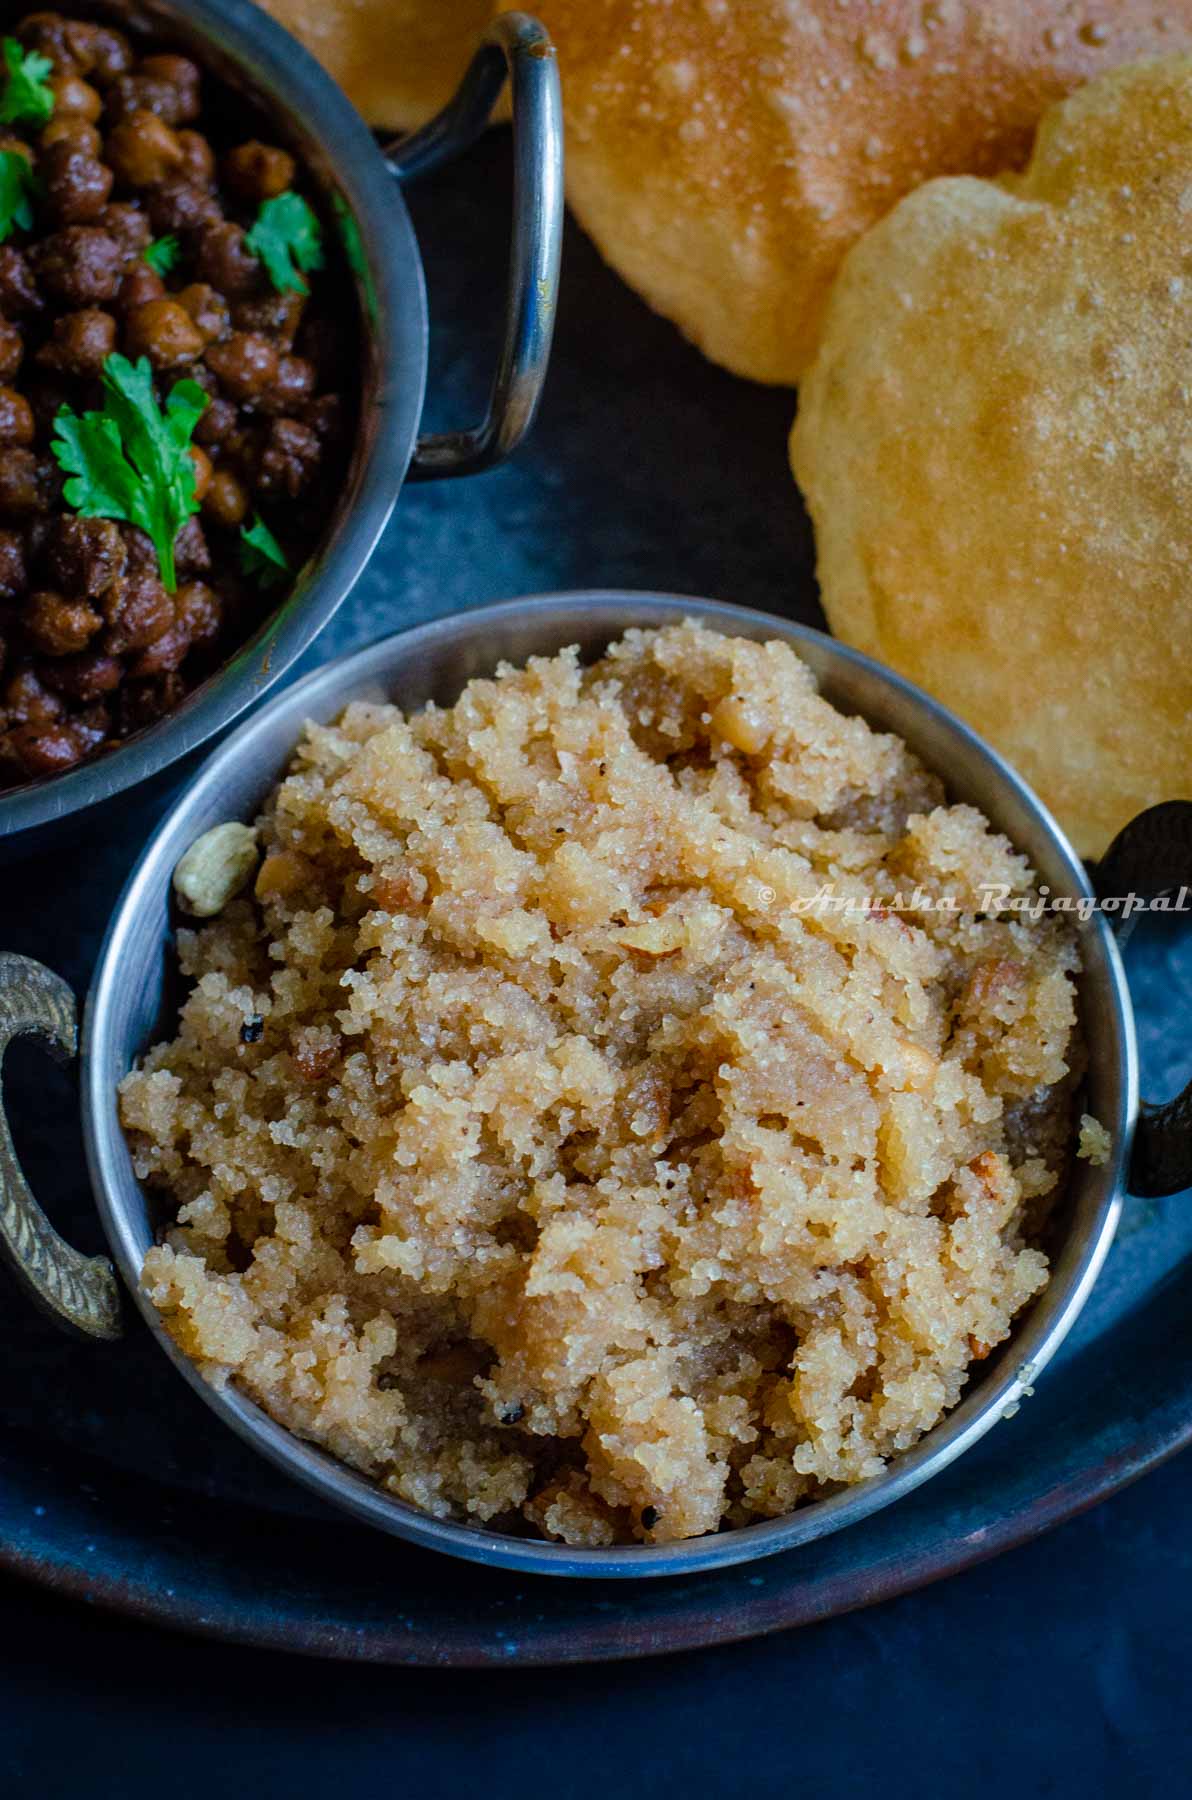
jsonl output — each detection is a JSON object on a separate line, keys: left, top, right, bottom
{"left": 82, "top": 592, "right": 1136, "bottom": 1578}
{"left": 0, "top": 0, "right": 428, "bottom": 843}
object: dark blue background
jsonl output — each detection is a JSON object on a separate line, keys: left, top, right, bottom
{"left": 4, "top": 1451, "right": 1192, "bottom": 1793}
{"left": 2, "top": 128, "right": 1191, "bottom": 1789}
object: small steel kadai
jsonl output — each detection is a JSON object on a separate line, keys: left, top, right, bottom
{"left": 0, "top": 0, "right": 563, "bottom": 858}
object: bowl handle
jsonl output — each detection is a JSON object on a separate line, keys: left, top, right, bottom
{"left": 384, "top": 13, "right": 563, "bottom": 480}
{"left": 1095, "top": 800, "right": 1192, "bottom": 1198}
{"left": 0, "top": 954, "right": 121, "bottom": 1338}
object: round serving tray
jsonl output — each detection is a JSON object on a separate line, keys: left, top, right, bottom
{"left": 1, "top": 140, "right": 1189, "bottom": 1665}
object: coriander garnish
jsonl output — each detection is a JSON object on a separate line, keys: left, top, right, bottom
{"left": 0, "top": 148, "right": 37, "bottom": 244}
{"left": 0, "top": 38, "right": 53, "bottom": 128}
{"left": 238, "top": 511, "right": 288, "bottom": 588}
{"left": 51, "top": 353, "right": 208, "bottom": 593}
{"left": 244, "top": 191, "right": 323, "bottom": 295}
{"left": 331, "top": 191, "right": 377, "bottom": 323}
{"left": 144, "top": 234, "right": 180, "bottom": 277}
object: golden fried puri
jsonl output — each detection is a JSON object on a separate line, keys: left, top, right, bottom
{"left": 261, "top": 0, "right": 496, "bottom": 129}
{"left": 502, "top": 0, "right": 1192, "bottom": 384}
{"left": 791, "top": 56, "right": 1192, "bottom": 859}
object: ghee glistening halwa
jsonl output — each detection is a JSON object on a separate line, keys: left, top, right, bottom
{"left": 119, "top": 624, "right": 1080, "bottom": 1546}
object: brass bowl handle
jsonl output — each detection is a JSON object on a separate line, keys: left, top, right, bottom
{"left": 0, "top": 953, "right": 121, "bottom": 1339}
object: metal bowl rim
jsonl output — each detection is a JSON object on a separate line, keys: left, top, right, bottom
{"left": 82, "top": 591, "right": 1136, "bottom": 1578}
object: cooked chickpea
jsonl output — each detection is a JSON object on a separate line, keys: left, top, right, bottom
{"left": 175, "top": 129, "right": 215, "bottom": 187}
{"left": 175, "top": 282, "right": 230, "bottom": 344}
{"left": 105, "top": 110, "right": 184, "bottom": 188}
{"left": 125, "top": 296, "right": 205, "bottom": 368}
{"left": 265, "top": 354, "right": 315, "bottom": 414}
{"left": 49, "top": 73, "right": 102, "bottom": 120}
{"left": 194, "top": 222, "right": 261, "bottom": 298}
{"left": 41, "top": 140, "right": 114, "bottom": 225}
{"left": 201, "top": 466, "right": 248, "bottom": 529}
{"left": 204, "top": 331, "right": 278, "bottom": 402}
{"left": 24, "top": 588, "right": 101, "bottom": 656}
{"left": 39, "top": 117, "right": 101, "bottom": 155}
{"left": 115, "top": 262, "right": 164, "bottom": 314}
{"left": 38, "top": 647, "right": 123, "bottom": 701}
{"left": 0, "top": 17, "right": 343, "bottom": 792}
{"left": 98, "top": 200, "right": 151, "bottom": 259}
{"left": 101, "top": 570, "right": 171, "bottom": 654}
{"left": 0, "top": 247, "right": 40, "bottom": 315}
{"left": 34, "top": 226, "right": 124, "bottom": 304}
{"left": 0, "top": 528, "right": 26, "bottom": 598}
{"left": 189, "top": 445, "right": 213, "bottom": 502}
{"left": 172, "top": 578, "right": 221, "bottom": 652}
{"left": 194, "top": 394, "right": 236, "bottom": 447}
{"left": 222, "top": 140, "right": 295, "bottom": 202}
{"left": 0, "top": 388, "right": 34, "bottom": 447}
{"left": 37, "top": 307, "right": 117, "bottom": 377}
{"left": 138, "top": 55, "right": 201, "bottom": 123}
{"left": 85, "top": 24, "right": 133, "bottom": 86}
{"left": 0, "top": 448, "right": 50, "bottom": 517}
{"left": 0, "top": 320, "right": 21, "bottom": 383}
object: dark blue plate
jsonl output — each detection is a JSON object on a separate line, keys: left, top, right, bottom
{"left": 1, "top": 139, "right": 1189, "bottom": 1665}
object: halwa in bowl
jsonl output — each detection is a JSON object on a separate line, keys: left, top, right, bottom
{"left": 84, "top": 595, "right": 1129, "bottom": 1575}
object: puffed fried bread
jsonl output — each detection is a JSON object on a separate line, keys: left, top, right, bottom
{"left": 791, "top": 57, "right": 1192, "bottom": 857}
{"left": 504, "top": 0, "right": 1192, "bottom": 383}
{"left": 261, "top": 0, "right": 497, "bottom": 129}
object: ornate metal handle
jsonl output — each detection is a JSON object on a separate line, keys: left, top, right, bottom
{"left": 386, "top": 12, "right": 563, "bottom": 480}
{"left": 0, "top": 954, "right": 121, "bottom": 1338}
{"left": 1094, "top": 800, "right": 1192, "bottom": 1198}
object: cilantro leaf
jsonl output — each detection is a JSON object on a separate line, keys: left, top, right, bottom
{"left": 245, "top": 191, "right": 323, "bottom": 295}
{"left": 331, "top": 191, "right": 376, "bottom": 324}
{"left": 51, "top": 354, "right": 208, "bottom": 593}
{"left": 0, "top": 148, "right": 37, "bottom": 244}
{"left": 144, "top": 234, "right": 179, "bottom": 277}
{"left": 52, "top": 408, "right": 142, "bottom": 523}
{"left": 239, "top": 512, "right": 288, "bottom": 588}
{"left": 0, "top": 38, "right": 54, "bottom": 128}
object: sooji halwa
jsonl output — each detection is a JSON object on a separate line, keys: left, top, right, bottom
{"left": 0, "top": 11, "right": 352, "bottom": 786}
{"left": 120, "top": 625, "right": 1083, "bottom": 1547}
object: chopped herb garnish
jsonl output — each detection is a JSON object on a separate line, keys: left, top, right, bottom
{"left": 0, "top": 38, "right": 54, "bottom": 128}
{"left": 144, "top": 233, "right": 180, "bottom": 277}
{"left": 0, "top": 148, "right": 37, "bottom": 244}
{"left": 51, "top": 353, "right": 208, "bottom": 593}
{"left": 239, "top": 511, "right": 288, "bottom": 588}
{"left": 244, "top": 191, "right": 323, "bottom": 295}
{"left": 331, "top": 191, "right": 376, "bottom": 323}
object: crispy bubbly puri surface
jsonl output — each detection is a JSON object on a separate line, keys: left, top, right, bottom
{"left": 496, "top": 0, "right": 1192, "bottom": 384}
{"left": 792, "top": 56, "right": 1192, "bottom": 858}
{"left": 120, "top": 625, "right": 1081, "bottom": 1547}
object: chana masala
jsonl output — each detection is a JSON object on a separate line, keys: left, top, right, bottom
{"left": 120, "top": 625, "right": 1085, "bottom": 1547}
{"left": 0, "top": 10, "right": 353, "bottom": 786}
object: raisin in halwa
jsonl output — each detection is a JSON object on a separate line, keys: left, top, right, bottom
{"left": 0, "top": 11, "right": 350, "bottom": 784}
{"left": 120, "top": 625, "right": 1081, "bottom": 1546}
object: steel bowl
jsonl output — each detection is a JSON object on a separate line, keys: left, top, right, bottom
{"left": 3, "top": 593, "right": 1190, "bottom": 1578}
{"left": 0, "top": 0, "right": 563, "bottom": 858}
